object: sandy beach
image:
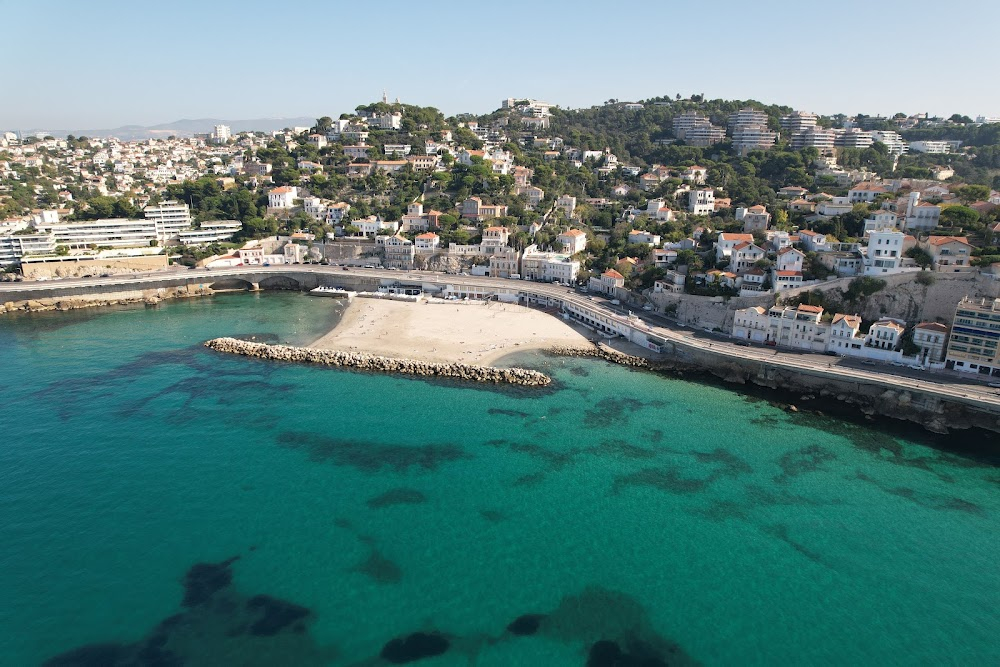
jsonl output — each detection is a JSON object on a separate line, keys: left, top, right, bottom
{"left": 309, "top": 298, "right": 594, "bottom": 365}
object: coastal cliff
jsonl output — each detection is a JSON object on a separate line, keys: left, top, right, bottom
{"left": 205, "top": 337, "right": 552, "bottom": 387}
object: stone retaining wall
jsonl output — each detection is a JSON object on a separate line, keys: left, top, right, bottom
{"left": 2, "top": 285, "right": 213, "bottom": 314}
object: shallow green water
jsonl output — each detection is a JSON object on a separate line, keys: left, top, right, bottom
{"left": 1, "top": 293, "right": 997, "bottom": 666}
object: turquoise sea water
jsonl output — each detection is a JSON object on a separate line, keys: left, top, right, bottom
{"left": 1, "top": 293, "right": 997, "bottom": 666}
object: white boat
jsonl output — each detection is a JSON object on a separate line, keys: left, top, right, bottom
{"left": 309, "top": 286, "right": 352, "bottom": 299}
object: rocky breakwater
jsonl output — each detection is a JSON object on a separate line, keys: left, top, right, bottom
{"left": 548, "top": 342, "right": 698, "bottom": 373}
{"left": 204, "top": 337, "right": 552, "bottom": 387}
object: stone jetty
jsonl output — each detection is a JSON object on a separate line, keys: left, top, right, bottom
{"left": 204, "top": 337, "right": 552, "bottom": 387}
{"left": 549, "top": 343, "right": 651, "bottom": 368}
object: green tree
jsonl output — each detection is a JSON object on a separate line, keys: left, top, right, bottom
{"left": 955, "top": 184, "right": 990, "bottom": 204}
{"left": 939, "top": 206, "right": 979, "bottom": 229}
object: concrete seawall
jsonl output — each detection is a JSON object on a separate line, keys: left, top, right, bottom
{"left": 204, "top": 337, "right": 552, "bottom": 387}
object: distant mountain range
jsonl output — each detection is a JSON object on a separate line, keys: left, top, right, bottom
{"left": 13, "top": 117, "right": 318, "bottom": 141}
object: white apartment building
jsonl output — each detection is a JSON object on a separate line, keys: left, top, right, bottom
{"left": 716, "top": 232, "right": 754, "bottom": 261}
{"left": 0, "top": 233, "right": 58, "bottom": 266}
{"left": 414, "top": 232, "right": 440, "bottom": 254}
{"left": 871, "top": 130, "right": 908, "bottom": 155}
{"left": 213, "top": 125, "right": 231, "bottom": 143}
{"left": 268, "top": 186, "right": 298, "bottom": 209}
{"left": 910, "top": 141, "right": 952, "bottom": 154}
{"left": 682, "top": 124, "right": 726, "bottom": 147}
{"left": 732, "top": 304, "right": 828, "bottom": 351}
{"left": 863, "top": 211, "right": 900, "bottom": 234}
{"left": 355, "top": 216, "right": 397, "bottom": 237}
{"left": 912, "top": 322, "right": 948, "bottom": 363}
{"left": 383, "top": 235, "right": 414, "bottom": 270}
{"left": 730, "top": 242, "right": 765, "bottom": 274}
{"left": 520, "top": 245, "right": 579, "bottom": 283}
{"left": 834, "top": 128, "right": 874, "bottom": 149}
{"left": 780, "top": 111, "right": 818, "bottom": 134}
{"left": 732, "top": 125, "right": 777, "bottom": 153}
{"left": 866, "top": 318, "right": 905, "bottom": 350}
{"left": 480, "top": 226, "right": 511, "bottom": 254}
{"left": 38, "top": 218, "right": 159, "bottom": 249}
{"left": 143, "top": 200, "right": 192, "bottom": 241}
{"left": 176, "top": 221, "right": 242, "bottom": 245}
{"left": 382, "top": 144, "right": 412, "bottom": 156}
{"left": 728, "top": 108, "right": 769, "bottom": 131}
{"left": 797, "top": 230, "right": 829, "bottom": 252}
{"left": 556, "top": 194, "right": 576, "bottom": 218}
{"left": 628, "top": 230, "right": 661, "bottom": 246}
{"left": 864, "top": 230, "right": 905, "bottom": 275}
{"left": 557, "top": 229, "right": 587, "bottom": 254}
{"left": 776, "top": 247, "right": 804, "bottom": 272}
{"left": 789, "top": 128, "right": 836, "bottom": 151}
{"left": 688, "top": 189, "right": 715, "bottom": 215}
{"left": 848, "top": 182, "right": 887, "bottom": 203}
{"left": 371, "top": 113, "right": 403, "bottom": 130}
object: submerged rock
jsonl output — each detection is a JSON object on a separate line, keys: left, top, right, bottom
{"left": 380, "top": 632, "right": 450, "bottom": 664}
{"left": 507, "top": 614, "right": 545, "bottom": 636}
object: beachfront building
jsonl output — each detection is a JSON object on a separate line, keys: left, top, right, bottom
{"left": 945, "top": 297, "right": 1000, "bottom": 376}
{"left": 383, "top": 235, "right": 415, "bottom": 270}
{"left": 865, "top": 318, "right": 906, "bottom": 351}
{"left": 589, "top": 268, "right": 626, "bottom": 296}
{"left": 480, "top": 226, "right": 511, "bottom": 254}
{"left": 731, "top": 304, "right": 827, "bottom": 350}
{"left": 414, "top": 232, "right": 440, "bottom": 254}
{"left": 520, "top": 245, "right": 579, "bottom": 283}
{"left": 913, "top": 322, "right": 949, "bottom": 364}
{"left": 489, "top": 247, "right": 521, "bottom": 278}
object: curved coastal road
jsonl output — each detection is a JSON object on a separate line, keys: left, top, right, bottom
{"left": 6, "top": 266, "right": 1000, "bottom": 409}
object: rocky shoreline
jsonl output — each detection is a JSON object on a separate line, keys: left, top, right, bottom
{"left": 204, "top": 337, "right": 552, "bottom": 387}
{"left": 549, "top": 342, "right": 1000, "bottom": 437}
{"left": 1, "top": 286, "right": 213, "bottom": 314}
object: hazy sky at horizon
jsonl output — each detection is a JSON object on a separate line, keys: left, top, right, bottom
{"left": 3, "top": 0, "right": 998, "bottom": 130}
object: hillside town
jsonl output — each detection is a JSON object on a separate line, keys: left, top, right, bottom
{"left": 3, "top": 94, "right": 1000, "bottom": 378}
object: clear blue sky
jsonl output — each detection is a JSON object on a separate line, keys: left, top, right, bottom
{"left": 3, "top": 0, "right": 998, "bottom": 130}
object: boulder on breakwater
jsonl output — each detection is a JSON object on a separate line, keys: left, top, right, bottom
{"left": 204, "top": 337, "right": 552, "bottom": 387}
